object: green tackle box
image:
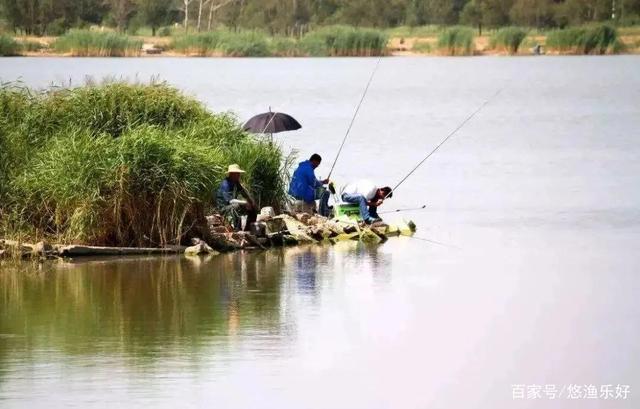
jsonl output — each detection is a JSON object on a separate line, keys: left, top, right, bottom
{"left": 334, "top": 203, "right": 361, "bottom": 220}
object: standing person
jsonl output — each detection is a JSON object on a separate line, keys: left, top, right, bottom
{"left": 340, "top": 180, "right": 392, "bottom": 224}
{"left": 216, "top": 164, "right": 257, "bottom": 231}
{"left": 288, "top": 153, "right": 331, "bottom": 216}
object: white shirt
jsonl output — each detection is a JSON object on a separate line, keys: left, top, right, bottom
{"left": 340, "top": 180, "right": 378, "bottom": 200}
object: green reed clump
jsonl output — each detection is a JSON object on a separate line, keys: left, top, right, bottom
{"left": 546, "top": 24, "right": 621, "bottom": 54}
{"left": 170, "top": 31, "right": 224, "bottom": 55}
{"left": 490, "top": 27, "right": 528, "bottom": 54}
{"left": 18, "top": 82, "right": 209, "bottom": 141}
{"left": 437, "top": 26, "right": 474, "bottom": 56}
{"left": 53, "top": 29, "right": 142, "bottom": 57}
{"left": 0, "top": 34, "right": 21, "bottom": 56}
{"left": 0, "top": 86, "right": 32, "bottom": 205}
{"left": 300, "top": 26, "right": 388, "bottom": 56}
{"left": 220, "top": 31, "right": 270, "bottom": 57}
{"left": 269, "top": 36, "right": 304, "bottom": 57}
{"left": 170, "top": 30, "right": 270, "bottom": 57}
{"left": 0, "top": 82, "right": 288, "bottom": 246}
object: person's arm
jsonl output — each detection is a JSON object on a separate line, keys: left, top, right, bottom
{"left": 217, "top": 180, "right": 233, "bottom": 206}
{"left": 238, "top": 183, "right": 256, "bottom": 209}
{"left": 365, "top": 184, "right": 381, "bottom": 206}
{"left": 216, "top": 180, "right": 237, "bottom": 213}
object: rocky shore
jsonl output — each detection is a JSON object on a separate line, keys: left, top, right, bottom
{"left": 0, "top": 210, "right": 416, "bottom": 261}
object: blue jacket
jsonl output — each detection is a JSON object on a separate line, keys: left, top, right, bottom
{"left": 289, "top": 160, "right": 322, "bottom": 203}
{"left": 216, "top": 178, "right": 242, "bottom": 208}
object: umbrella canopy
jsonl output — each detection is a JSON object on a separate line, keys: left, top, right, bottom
{"left": 243, "top": 112, "right": 302, "bottom": 134}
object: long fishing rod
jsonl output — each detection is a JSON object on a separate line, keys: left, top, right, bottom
{"left": 327, "top": 56, "right": 382, "bottom": 179}
{"left": 379, "top": 204, "right": 427, "bottom": 215}
{"left": 388, "top": 87, "right": 505, "bottom": 197}
{"left": 260, "top": 112, "right": 277, "bottom": 134}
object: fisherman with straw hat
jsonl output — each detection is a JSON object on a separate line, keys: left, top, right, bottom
{"left": 216, "top": 164, "right": 257, "bottom": 231}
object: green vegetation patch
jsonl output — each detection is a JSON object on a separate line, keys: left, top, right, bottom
{"left": 490, "top": 27, "right": 528, "bottom": 54}
{"left": 0, "top": 82, "right": 288, "bottom": 246}
{"left": 53, "top": 29, "right": 142, "bottom": 57}
{"left": 170, "top": 26, "right": 387, "bottom": 57}
{"left": 437, "top": 26, "right": 474, "bottom": 56}
{"left": 170, "top": 30, "right": 270, "bottom": 57}
{"left": 546, "top": 24, "right": 622, "bottom": 55}
{"left": 0, "top": 34, "right": 21, "bottom": 56}
{"left": 300, "top": 25, "right": 388, "bottom": 57}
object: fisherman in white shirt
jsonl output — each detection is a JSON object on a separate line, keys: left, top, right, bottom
{"left": 340, "top": 180, "right": 393, "bottom": 224}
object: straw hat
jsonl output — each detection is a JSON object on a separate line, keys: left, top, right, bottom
{"left": 227, "top": 164, "right": 246, "bottom": 174}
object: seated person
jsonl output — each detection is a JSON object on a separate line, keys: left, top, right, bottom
{"left": 340, "top": 180, "right": 392, "bottom": 224}
{"left": 288, "top": 153, "right": 330, "bottom": 216}
{"left": 216, "top": 164, "right": 257, "bottom": 231}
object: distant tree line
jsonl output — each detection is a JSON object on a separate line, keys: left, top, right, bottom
{"left": 1, "top": 0, "right": 639, "bottom": 36}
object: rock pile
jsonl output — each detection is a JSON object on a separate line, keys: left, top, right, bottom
{"left": 202, "top": 209, "right": 416, "bottom": 252}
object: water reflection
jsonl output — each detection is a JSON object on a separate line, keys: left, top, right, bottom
{"left": 0, "top": 252, "right": 286, "bottom": 363}
{"left": 0, "top": 242, "right": 385, "bottom": 376}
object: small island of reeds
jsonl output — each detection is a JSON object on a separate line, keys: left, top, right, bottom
{"left": 0, "top": 81, "right": 288, "bottom": 247}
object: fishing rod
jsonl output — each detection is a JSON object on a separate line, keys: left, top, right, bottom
{"left": 387, "top": 87, "right": 505, "bottom": 197}
{"left": 259, "top": 106, "right": 278, "bottom": 139}
{"left": 327, "top": 56, "right": 383, "bottom": 179}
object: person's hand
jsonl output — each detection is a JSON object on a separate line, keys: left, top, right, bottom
{"left": 375, "top": 199, "right": 384, "bottom": 207}
{"left": 230, "top": 199, "right": 247, "bottom": 209}
{"left": 321, "top": 178, "right": 330, "bottom": 184}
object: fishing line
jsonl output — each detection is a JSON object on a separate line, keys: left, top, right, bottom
{"left": 388, "top": 86, "right": 506, "bottom": 197}
{"left": 379, "top": 204, "right": 427, "bottom": 215}
{"left": 406, "top": 235, "right": 461, "bottom": 249}
{"left": 327, "top": 56, "right": 383, "bottom": 179}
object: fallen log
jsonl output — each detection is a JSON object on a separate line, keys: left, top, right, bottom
{"left": 58, "top": 245, "right": 185, "bottom": 257}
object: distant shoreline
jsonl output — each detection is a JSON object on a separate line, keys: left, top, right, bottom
{"left": 6, "top": 28, "right": 640, "bottom": 58}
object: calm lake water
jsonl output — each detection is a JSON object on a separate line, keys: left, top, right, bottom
{"left": 1, "top": 56, "right": 639, "bottom": 408}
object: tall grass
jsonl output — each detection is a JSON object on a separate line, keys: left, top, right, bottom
{"left": 490, "top": 27, "right": 528, "bottom": 54}
{"left": 171, "top": 31, "right": 224, "bottom": 56}
{"left": 387, "top": 25, "right": 441, "bottom": 38}
{"left": 170, "top": 30, "right": 270, "bottom": 57}
{"left": 546, "top": 24, "right": 622, "bottom": 54}
{"left": 53, "top": 29, "right": 142, "bottom": 57}
{"left": 0, "top": 34, "right": 21, "bottom": 56}
{"left": 170, "top": 26, "right": 387, "bottom": 57}
{"left": 300, "top": 26, "right": 388, "bottom": 56}
{"left": 270, "top": 36, "right": 305, "bottom": 57}
{"left": 437, "top": 26, "right": 475, "bottom": 56}
{"left": 0, "top": 82, "right": 288, "bottom": 246}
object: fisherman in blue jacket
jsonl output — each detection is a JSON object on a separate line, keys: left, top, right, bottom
{"left": 289, "top": 153, "right": 330, "bottom": 216}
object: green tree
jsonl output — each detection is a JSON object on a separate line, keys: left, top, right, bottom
{"left": 137, "top": 0, "right": 171, "bottom": 35}
{"left": 461, "top": 0, "right": 483, "bottom": 33}
{"left": 107, "top": 0, "right": 136, "bottom": 31}
{"left": 482, "top": 0, "right": 513, "bottom": 26}
{"left": 510, "top": 0, "right": 553, "bottom": 27}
